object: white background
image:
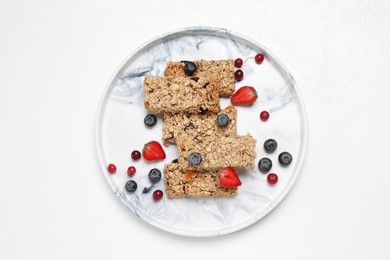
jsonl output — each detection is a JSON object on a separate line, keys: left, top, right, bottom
{"left": 1, "top": 0, "right": 390, "bottom": 259}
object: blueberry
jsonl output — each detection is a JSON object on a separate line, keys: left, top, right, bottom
{"left": 258, "top": 157, "right": 272, "bottom": 172}
{"left": 217, "top": 114, "right": 230, "bottom": 127}
{"left": 148, "top": 168, "right": 162, "bottom": 183}
{"left": 264, "top": 139, "right": 278, "bottom": 153}
{"left": 125, "top": 180, "right": 137, "bottom": 192}
{"left": 188, "top": 152, "right": 202, "bottom": 166}
{"left": 184, "top": 61, "right": 197, "bottom": 76}
{"left": 148, "top": 168, "right": 161, "bottom": 183}
{"left": 144, "top": 114, "right": 157, "bottom": 127}
{"left": 279, "top": 152, "right": 293, "bottom": 166}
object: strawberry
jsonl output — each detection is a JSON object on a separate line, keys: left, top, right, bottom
{"left": 218, "top": 167, "right": 242, "bottom": 188}
{"left": 231, "top": 86, "right": 257, "bottom": 106}
{"left": 142, "top": 141, "right": 166, "bottom": 161}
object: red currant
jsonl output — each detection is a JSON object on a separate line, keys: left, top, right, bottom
{"left": 260, "top": 111, "right": 270, "bottom": 121}
{"left": 127, "top": 166, "right": 136, "bottom": 176}
{"left": 234, "top": 58, "right": 243, "bottom": 68}
{"left": 153, "top": 190, "right": 163, "bottom": 201}
{"left": 107, "top": 164, "right": 117, "bottom": 174}
{"left": 234, "top": 69, "right": 244, "bottom": 81}
{"left": 255, "top": 53, "right": 264, "bottom": 64}
{"left": 267, "top": 173, "right": 278, "bottom": 185}
{"left": 131, "top": 150, "right": 141, "bottom": 160}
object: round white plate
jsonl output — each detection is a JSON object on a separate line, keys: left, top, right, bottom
{"left": 96, "top": 27, "right": 307, "bottom": 237}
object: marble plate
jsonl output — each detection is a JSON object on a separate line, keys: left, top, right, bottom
{"left": 96, "top": 27, "right": 308, "bottom": 237}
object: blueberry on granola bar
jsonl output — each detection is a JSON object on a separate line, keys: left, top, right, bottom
{"left": 184, "top": 61, "right": 197, "bottom": 76}
{"left": 217, "top": 113, "right": 230, "bottom": 127}
{"left": 188, "top": 152, "right": 202, "bottom": 166}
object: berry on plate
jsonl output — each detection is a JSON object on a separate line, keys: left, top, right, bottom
{"left": 255, "top": 53, "right": 265, "bottom": 64}
{"left": 234, "top": 69, "right": 244, "bottom": 81}
{"left": 142, "top": 141, "right": 166, "bottom": 161}
{"left": 125, "top": 180, "right": 138, "bottom": 192}
{"left": 279, "top": 152, "right": 293, "bottom": 166}
{"left": 131, "top": 150, "right": 141, "bottom": 160}
{"left": 153, "top": 190, "right": 164, "bottom": 201}
{"left": 267, "top": 173, "right": 278, "bottom": 185}
{"left": 258, "top": 157, "right": 272, "bottom": 172}
{"left": 260, "top": 111, "right": 270, "bottom": 121}
{"left": 231, "top": 86, "right": 257, "bottom": 106}
{"left": 218, "top": 166, "right": 242, "bottom": 188}
{"left": 107, "top": 164, "right": 117, "bottom": 174}
{"left": 234, "top": 58, "right": 243, "bottom": 68}
{"left": 148, "top": 168, "right": 162, "bottom": 183}
{"left": 264, "top": 139, "right": 277, "bottom": 153}
{"left": 127, "top": 166, "right": 136, "bottom": 176}
{"left": 144, "top": 114, "right": 157, "bottom": 127}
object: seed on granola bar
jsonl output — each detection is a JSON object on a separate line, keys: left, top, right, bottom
{"left": 190, "top": 77, "right": 199, "bottom": 82}
{"left": 184, "top": 122, "right": 196, "bottom": 131}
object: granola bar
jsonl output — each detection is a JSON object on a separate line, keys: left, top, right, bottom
{"left": 164, "top": 60, "right": 235, "bottom": 97}
{"left": 164, "top": 163, "right": 237, "bottom": 198}
{"left": 162, "top": 106, "right": 237, "bottom": 146}
{"left": 177, "top": 134, "right": 257, "bottom": 171}
{"left": 143, "top": 76, "right": 220, "bottom": 113}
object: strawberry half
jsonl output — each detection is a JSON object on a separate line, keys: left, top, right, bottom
{"left": 218, "top": 166, "right": 242, "bottom": 188}
{"left": 231, "top": 86, "right": 258, "bottom": 106}
{"left": 142, "top": 141, "right": 166, "bottom": 161}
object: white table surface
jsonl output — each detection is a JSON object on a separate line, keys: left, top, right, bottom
{"left": 1, "top": 0, "right": 390, "bottom": 259}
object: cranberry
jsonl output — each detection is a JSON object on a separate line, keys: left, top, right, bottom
{"left": 260, "top": 111, "right": 270, "bottom": 121}
{"left": 255, "top": 53, "right": 265, "bottom": 64}
{"left": 234, "top": 58, "right": 243, "bottom": 68}
{"left": 267, "top": 173, "right": 278, "bottom": 185}
{"left": 107, "top": 164, "right": 117, "bottom": 174}
{"left": 127, "top": 166, "right": 136, "bottom": 176}
{"left": 131, "top": 150, "right": 141, "bottom": 160}
{"left": 153, "top": 190, "right": 163, "bottom": 201}
{"left": 234, "top": 69, "right": 244, "bottom": 81}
